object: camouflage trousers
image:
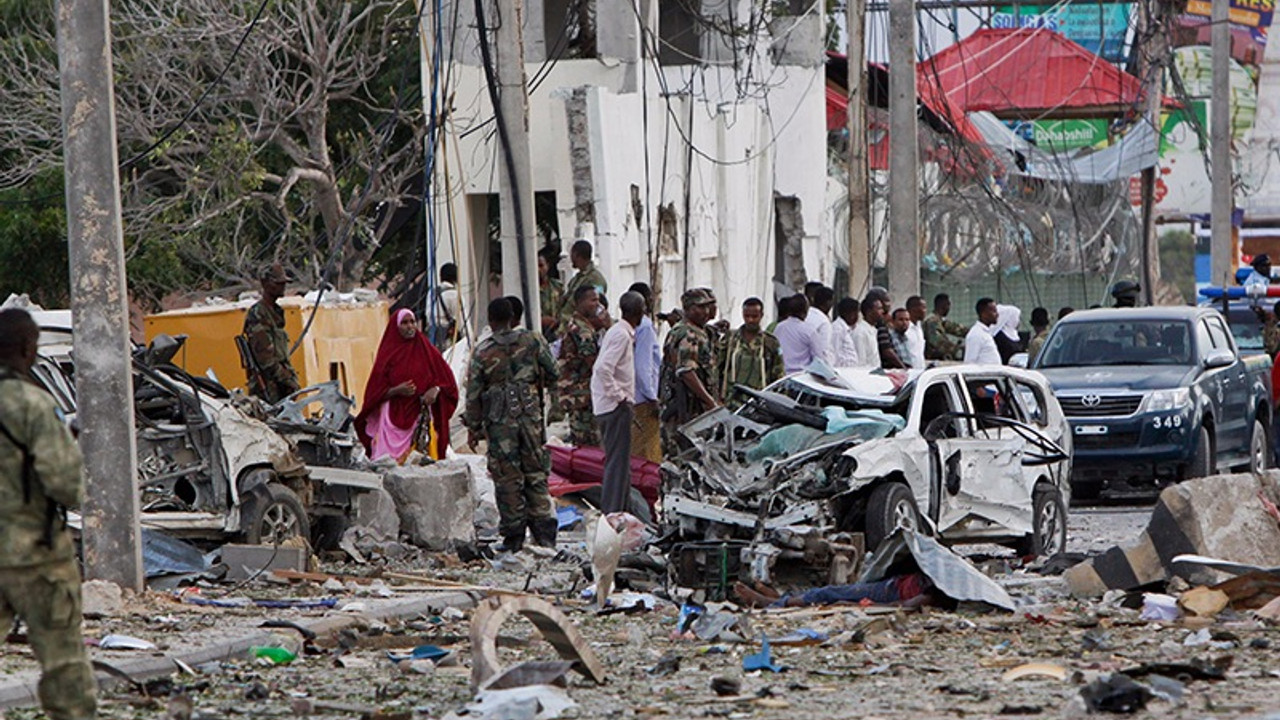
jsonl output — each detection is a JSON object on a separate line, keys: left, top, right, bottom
{"left": 486, "top": 421, "right": 554, "bottom": 540}
{"left": 0, "top": 558, "right": 97, "bottom": 720}
{"left": 565, "top": 408, "right": 600, "bottom": 448}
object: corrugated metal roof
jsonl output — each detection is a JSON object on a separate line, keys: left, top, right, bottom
{"left": 919, "top": 28, "right": 1147, "bottom": 117}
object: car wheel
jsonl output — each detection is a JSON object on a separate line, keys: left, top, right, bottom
{"left": 1016, "top": 485, "right": 1067, "bottom": 558}
{"left": 1187, "top": 426, "right": 1214, "bottom": 479}
{"left": 1249, "top": 419, "right": 1270, "bottom": 474}
{"left": 865, "top": 482, "right": 919, "bottom": 552}
{"left": 242, "top": 484, "right": 311, "bottom": 546}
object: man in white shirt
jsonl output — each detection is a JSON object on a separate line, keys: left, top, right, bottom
{"left": 905, "top": 295, "right": 927, "bottom": 369}
{"left": 852, "top": 296, "right": 883, "bottom": 368}
{"left": 775, "top": 295, "right": 824, "bottom": 373}
{"left": 591, "top": 291, "right": 645, "bottom": 513}
{"left": 963, "top": 297, "right": 1002, "bottom": 365}
{"left": 830, "top": 297, "right": 863, "bottom": 367}
{"left": 805, "top": 285, "right": 836, "bottom": 363}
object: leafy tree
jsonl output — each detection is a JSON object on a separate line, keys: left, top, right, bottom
{"left": 0, "top": 0, "right": 426, "bottom": 302}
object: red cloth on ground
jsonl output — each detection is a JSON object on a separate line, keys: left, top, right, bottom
{"left": 355, "top": 309, "right": 459, "bottom": 458}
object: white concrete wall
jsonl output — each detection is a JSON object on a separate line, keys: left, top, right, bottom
{"left": 434, "top": 1, "right": 830, "bottom": 329}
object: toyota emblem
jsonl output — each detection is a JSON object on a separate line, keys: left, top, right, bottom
{"left": 1081, "top": 394, "right": 1102, "bottom": 407}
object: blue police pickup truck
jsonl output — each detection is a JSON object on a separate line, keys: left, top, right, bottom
{"left": 1032, "top": 307, "right": 1272, "bottom": 499}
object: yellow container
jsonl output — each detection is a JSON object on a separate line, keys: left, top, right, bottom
{"left": 144, "top": 296, "right": 388, "bottom": 412}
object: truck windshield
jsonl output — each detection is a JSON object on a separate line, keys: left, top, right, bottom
{"left": 1036, "top": 320, "right": 1193, "bottom": 367}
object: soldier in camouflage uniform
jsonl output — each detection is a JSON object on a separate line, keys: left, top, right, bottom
{"left": 1256, "top": 300, "right": 1280, "bottom": 358}
{"left": 0, "top": 309, "right": 96, "bottom": 720}
{"left": 538, "top": 250, "right": 564, "bottom": 342}
{"left": 242, "top": 263, "right": 300, "bottom": 403}
{"left": 923, "top": 293, "right": 969, "bottom": 361}
{"left": 465, "top": 298, "right": 560, "bottom": 552}
{"left": 557, "top": 285, "right": 605, "bottom": 447}
{"left": 659, "top": 288, "right": 721, "bottom": 456}
{"left": 557, "top": 240, "right": 608, "bottom": 328}
{"left": 718, "top": 297, "right": 784, "bottom": 409}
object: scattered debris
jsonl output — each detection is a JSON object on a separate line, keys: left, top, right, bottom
{"left": 743, "top": 635, "right": 783, "bottom": 673}
{"left": 588, "top": 514, "right": 621, "bottom": 610}
{"left": 98, "top": 634, "right": 157, "bottom": 651}
{"left": 250, "top": 646, "right": 296, "bottom": 665}
{"left": 458, "top": 685, "right": 576, "bottom": 720}
{"left": 710, "top": 677, "right": 742, "bottom": 696}
{"left": 1079, "top": 674, "right": 1153, "bottom": 714}
{"left": 1178, "top": 586, "right": 1229, "bottom": 618}
{"left": 468, "top": 595, "right": 607, "bottom": 690}
{"left": 1139, "top": 593, "right": 1180, "bottom": 622}
{"left": 648, "top": 652, "right": 681, "bottom": 677}
{"left": 860, "top": 529, "right": 1017, "bottom": 611}
{"left": 81, "top": 580, "right": 125, "bottom": 618}
{"left": 1001, "top": 663, "right": 1068, "bottom": 682}
{"left": 222, "top": 543, "right": 310, "bottom": 582}
{"left": 484, "top": 661, "right": 576, "bottom": 690}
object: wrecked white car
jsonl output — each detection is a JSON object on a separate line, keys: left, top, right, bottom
{"left": 32, "top": 323, "right": 373, "bottom": 547}
{"left": 663, "top": 364, "right": 1072, "bottom": 592}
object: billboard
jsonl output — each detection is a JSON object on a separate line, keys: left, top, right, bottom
{"left": 991, "top": 2, "right": 1132, "bottom": 62}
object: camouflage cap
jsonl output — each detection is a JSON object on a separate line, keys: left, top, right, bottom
{"left": 260, "top": 263, "right": 289, "bottom": 283}
{"left": 681, "top": 287, "right": 715, "bottom": 308}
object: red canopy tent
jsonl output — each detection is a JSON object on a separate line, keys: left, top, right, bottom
{"left": 916, "top": 27, "right": 1161, "bottom": 119}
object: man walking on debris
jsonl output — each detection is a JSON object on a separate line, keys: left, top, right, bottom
{"left": 0, "top": 308, "right": 97, "bottom": 720}
{"left": 242, "top": 263, "right": 301, "bottom": 403}
{"left": 718, "top": 297, "right": 784, "bottom": 409}
{"left": 558, "top": 286, "right": 606, "bottom": 447}
{"left": 592, "top": 291, "right": 645, "bottom": 513}
{"left": 558, "top": 240, "right": 608, "bottom": 327}
{"left": 465, "top": 298, "right": 559, "bottom": 552}
{"left": 923, "top": 293, "right": 968, "bottom": 361}
{"left": 659, "top": 288, "right": 721, "bottom": 456}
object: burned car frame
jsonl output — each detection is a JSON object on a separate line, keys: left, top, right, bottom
{"left": 32, "top": 323, "right": 373, "bottom": 547}
{"left": 663, "top": 364, "right": 1072, "bottom": 595}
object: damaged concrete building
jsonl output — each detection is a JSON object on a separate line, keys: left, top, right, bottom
{"left": 428, "top": 0, "right": 830, "bottom": 322}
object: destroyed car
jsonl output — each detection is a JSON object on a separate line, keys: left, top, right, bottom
{"left": 663, "top": 364, "right": 1071, "bottom": 593}
{"left": 31, "top": 319, "right": 374, "bottom": 547}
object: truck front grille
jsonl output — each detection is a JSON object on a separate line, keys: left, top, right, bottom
{"left": 1059, "top": 394, "right": 1143, "bottom": 417}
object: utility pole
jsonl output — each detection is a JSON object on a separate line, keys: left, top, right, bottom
{"left": 1138, "top": 0, "right": 1168, "bottom": 305}
{"left": 1210, "top": 0, "right": 1233, "bottom": 287}
{"left": 846, "top": 0, "right": 872, "bottom": 298}
{"left": 54, "top": 0, "right": 142, "bottom": 590}
{"left": 489, "top": 0, "right": 541, "bottom": 329}
{"left": 887, "top": 0, "right": 920, "bottom": 297}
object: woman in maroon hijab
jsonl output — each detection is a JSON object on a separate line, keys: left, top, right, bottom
{"left": 356, "top": 309, "right": 458, "bottom": 462}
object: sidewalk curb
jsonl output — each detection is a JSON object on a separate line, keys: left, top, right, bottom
{"left": 0, "top": 591, "right": 477, "bottom": 710}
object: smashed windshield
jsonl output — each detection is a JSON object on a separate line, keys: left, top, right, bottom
{"left": 1035, "top": 320, "right": 1193, "bottom": 367}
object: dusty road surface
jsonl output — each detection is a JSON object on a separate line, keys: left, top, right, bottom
{"left": 3, "top": 501, "right": 1278, "bottom": 720}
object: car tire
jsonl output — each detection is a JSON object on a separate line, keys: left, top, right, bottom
{"left": 865, "top": 482, "right": 920, "bottom": 552}
{"left": 1016, "top": 485, "right": 1067, "bottom": 558}
{"left": 242, "top": 484, "right": 311, "bottom": 546}
{"left": 1249, "top": 419, "right": 1270, "bottom": 474}
{"left": 1187, "top": 426, "right": 1214, "bottom": 479}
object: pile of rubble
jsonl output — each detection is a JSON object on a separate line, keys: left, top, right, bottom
{"left": 5, "top": 470, "right": 1280, "bottom": 719}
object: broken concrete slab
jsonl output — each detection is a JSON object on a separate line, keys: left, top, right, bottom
{"left": 81, "top": 580, "right": 124, "bottom": 619}
{"left": 222, "top": 544, "right": 309, "bottom": 582}
{"left": 1065, "top": 472, "right": 1280, "bottom": 597}
{"left": 469, "top": 595, "right": 606, "bottom": 691}
{"left": 353, "top": 485, "right": 400, "bottom": 541}
{"left": 382, "top": 459, "right": 475, "bottom": 550}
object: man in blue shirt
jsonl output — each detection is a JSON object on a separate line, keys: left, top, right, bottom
{"left": 774, "top": 295, "right": 824, "bottom": 374}
{"left": 628, "top": 282, "right": 662, "bottom": 462}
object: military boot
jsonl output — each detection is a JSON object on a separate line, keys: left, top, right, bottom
{"left": 494, "top": 533, "right": 525, "bottom": 554}
{"left": 530, "top": 517, "right": 559, "bottom": 548}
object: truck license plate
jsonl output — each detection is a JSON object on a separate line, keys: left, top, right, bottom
{"left": 1075, "top": 425, "right": 1109, "bottom": 435}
